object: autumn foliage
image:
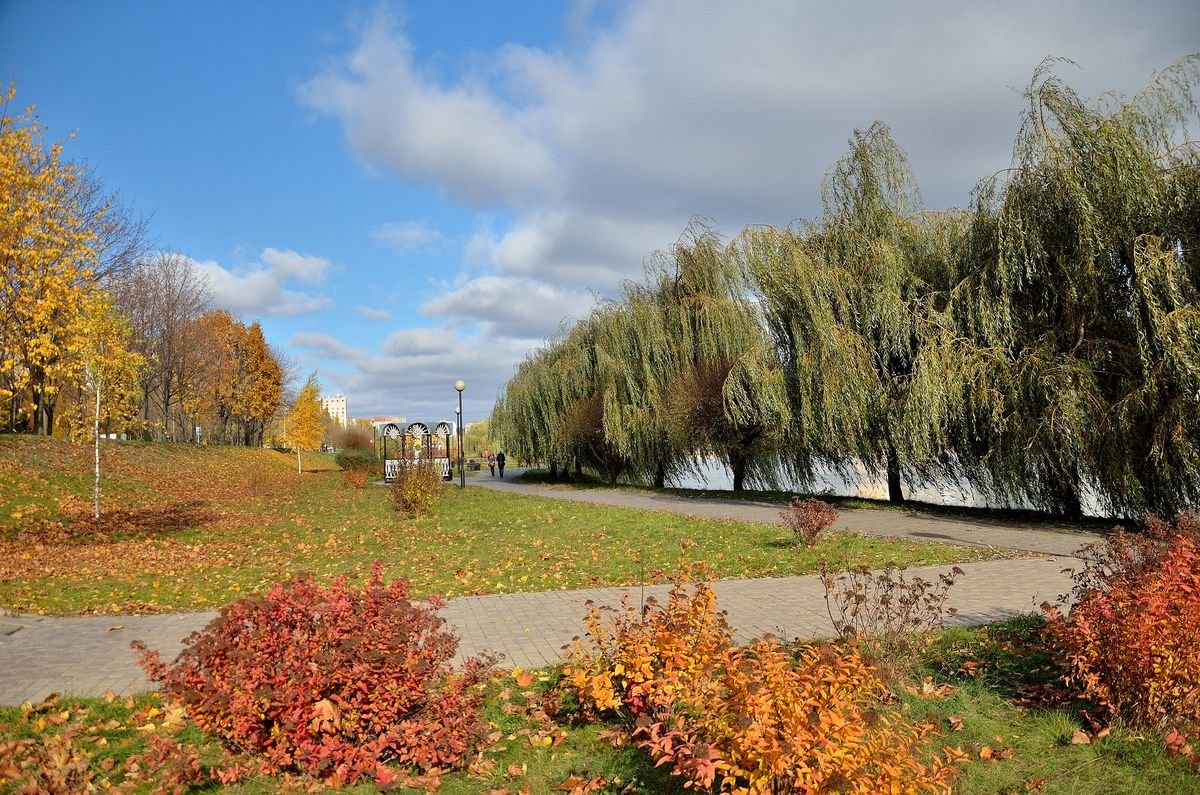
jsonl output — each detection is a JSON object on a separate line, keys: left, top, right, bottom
{"left": 133, "top": 563, "right": 495, "bottom": 786}
{"left": 1044, "top": 514, "right": 1200, "bottom": 736}
{"left": 563, "top": 581, "right": 960, "bottom": 793}
{"left": 392, "top": 460, "right": 445, "bottom": 519}
{"left": 780, "top": 497, "right": 839, "bottom": 546}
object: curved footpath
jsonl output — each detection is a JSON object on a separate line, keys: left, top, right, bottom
{"left": 0, "top": 472, "right": 1104, "bottom": 706}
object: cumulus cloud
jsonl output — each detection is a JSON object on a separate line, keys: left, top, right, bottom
{"left": 194, "top": 248, "right": 333, "bottom": 317}
{"left": 297, "top": 14, "right": 556, "bottom": 208}
{"left": 354, "top": 305, "right": 391, "bottom": 320}
{"left": 421, "top": 275, "right": 597, "bottom": 338}
{"left": 295, "top": 0, "right": 1200, "bottom": 418}
{"left": 290, "top": 332, "right": 368, "bottom": 363}
{"left": 291, "top": 328, "right": 534, "bottom": 422}
{"left": 371, "top": 220, "right": 448, "bottom": 256}
{"left": 302, "top": 0, "right": 1198, "bottom": 295}
{"left": 261, "top": 248, "right": 330, "bottom": 283}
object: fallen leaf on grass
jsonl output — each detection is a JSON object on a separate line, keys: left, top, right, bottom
{"left": 553, "top": 776, "right": 607, "bottom": 793}
{"left": 597, "top": 727, "right": 630, "bottom": 748}
{"left": 506, "top": 763, "right": 527, "bottom": 777}
{"left": 978, "top": 745, "right": 1013, "bottom": 761}
{"left": 947, "top": 714, "right": 964, "bottom": 732}
{"left": 905, "top": 678, "right": 955, "bottom": 698}
{"left": 1070, "top": 729, "right": 1092, "bottom": 745}
{"left": 1024, "top": 779, "right": 1047, "bottom": 792}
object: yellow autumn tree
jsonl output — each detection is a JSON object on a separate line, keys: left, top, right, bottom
{"left": 67, "top": 292, "right": 144, "bottom": 517}
{"left": 237, "top": 321, "right": 282, "bottom": 446}
{"left": 283, "top": 372, "right": 324, "bottom": 474}
{"left": 0, "top": 85, "right": 104, "bottom": 433}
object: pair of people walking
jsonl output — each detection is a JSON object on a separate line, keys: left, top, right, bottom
{"left": 487, "top": 451, "right": 506, "bottom": 478}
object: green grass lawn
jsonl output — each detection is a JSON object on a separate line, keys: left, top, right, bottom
{"left": 0, "top": 435, "right": 1005, "bottom": 615}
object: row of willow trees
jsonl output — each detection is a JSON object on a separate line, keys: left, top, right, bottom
{"left": 493, "top": 57, "right": 1200, "bottom": 518}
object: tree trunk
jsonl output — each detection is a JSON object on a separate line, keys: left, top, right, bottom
{"left": 574, "top": 458, "right": 583, "bottom": 482}
{"left": 654, "top": 460, "right": 666, "bottom": 489}
{"left": 296, "top": 447, "right": 302, "bottom": 475}
{"left": 549, "top": 461, "right": 558, "bottom": 481}
{"left": 886, "top": 441, "right": 905, "bottom": 504}
{"left": 730, "top": 449, "right": 747, "bottom": 492}
{"left": 1051, "top": 474, "right": 1084, "bottom": 520}
{"left": 93, "top": 374, "right": 101, "bottom": 519}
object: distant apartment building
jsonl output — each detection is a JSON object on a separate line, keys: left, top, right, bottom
{"left": 321, "top": 394, "right": 347, "bottom": 426}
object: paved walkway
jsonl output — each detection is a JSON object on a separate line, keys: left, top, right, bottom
{"left": 473, "top": 468, "right": 1104, "bottom": 557}
{"left": 0, "top": 474, "right": 1098, "bottom": 706}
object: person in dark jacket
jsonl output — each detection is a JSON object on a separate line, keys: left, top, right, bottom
{"left": 496, "top": 451, "right": 506, "bottom": 478}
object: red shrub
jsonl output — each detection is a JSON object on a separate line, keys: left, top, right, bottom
{"left": 1044, "top": 529, "right": 1200, "bottom": 732}
{"left": 781, "top": 497, "right": 839, "bottom": 546}
{"left": 134, "top": 563, "right": 495, "bottom": 786}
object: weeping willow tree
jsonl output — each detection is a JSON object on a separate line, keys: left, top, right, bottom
{"left": 587, "top": 298, "right": 690, "bottom": 488}
{"left": 493, "top": 311, "right": 635, "bottom": 484}
{"left": 624, "top": 219, "right": 789, "bottom": 492}
{"left": 738, "top": 123, "right": 968, "bottom": 502}
{"left": 954, "top": 55, "right": 1200, "bottom": 517}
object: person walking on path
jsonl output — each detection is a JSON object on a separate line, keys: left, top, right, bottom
{"left": 487, "top": 451, "right": 496, "bottom": 476}
{"left": 496, "top": 451, "right": 506, "bottom": 478}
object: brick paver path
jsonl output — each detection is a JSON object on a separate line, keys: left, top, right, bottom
{"left": 0, "top": 474, "right": 1097, "bottom": 705}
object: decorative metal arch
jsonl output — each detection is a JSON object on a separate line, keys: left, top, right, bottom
{"left": 433, "top": 421, "right": 453, "bottom": 436}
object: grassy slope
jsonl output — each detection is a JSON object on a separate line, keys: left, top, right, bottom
{"left": 0, "top": 436, "right": 1001, "bottom": 615}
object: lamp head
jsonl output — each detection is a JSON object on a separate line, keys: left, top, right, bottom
{"left": 454, "top": 379, "right": 466, "bottom": 392}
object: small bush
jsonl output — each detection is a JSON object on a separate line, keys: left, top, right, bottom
{"left": 780, "top": 496, "right": 839, "bottom": 545}
{"left": 133, "top": 563, "right": 495, "bottom": 786}
{"left": 391, "top": 461, "right": 444, "bottom": 519}
{"left": 563, "top": 579, "right": 962, "bottom": 793}
{"left": 822, "top": 563, "right": 964, "bottom": 680}
{"left": 334, "top": 447, "right": 378, "bottom": 473}
{"left": 1044, "top": 521, "right": 1200, "bottom": 734}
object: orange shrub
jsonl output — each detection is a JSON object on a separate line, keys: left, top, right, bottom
{"left": 563, "top": 581, "right": 961, "bottom": 793}
{"left": 1044, "top": 531, "right": 1200, "bottom": 731}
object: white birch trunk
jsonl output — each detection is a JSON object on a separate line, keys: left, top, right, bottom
{"left": 93, "top": 368, "right": 101, "bottom": 519}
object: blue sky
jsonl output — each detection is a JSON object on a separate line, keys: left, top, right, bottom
{"left": 2, "top": 0, "right": 1197, "bottom": 425}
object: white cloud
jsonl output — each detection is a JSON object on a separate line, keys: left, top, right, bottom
{"left": 194, "top": 249, "right": 333, "bottom": 317}
{"left": 261, "top": 248, "right": 330, "bottom": 284}
{"left": 371, "top": 220, "right": 448, "bottom": 256}
{"left": 302, "top": 0, "right": 1199, "bottom": 298}
{"left": 294, "top": 0, "right": 1200, "bottom": 420}
{"left": 354, "top": 305, "right": 391, "bottom": 320}
{"left": 380, "top": 327, "right": 456, "bottom": 357}
{"left": 421, "top": 275, "right": 597, "bottom": 338}
{"left": 298, "top": 13, "right": 556, "bottom": 208}
{"left": 291, "top": 327, "right": 535, "bottom": 422}
{"left": 290, "top": 332, "right": 368, "bottom": 362}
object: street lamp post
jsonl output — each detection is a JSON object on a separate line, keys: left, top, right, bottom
{"left": 454, "top": 380, "right": 466, "bottom": 488}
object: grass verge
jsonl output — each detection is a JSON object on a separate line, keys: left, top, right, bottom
{"left": 0, "top": 436, "right": 1004, "bottom": 615}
